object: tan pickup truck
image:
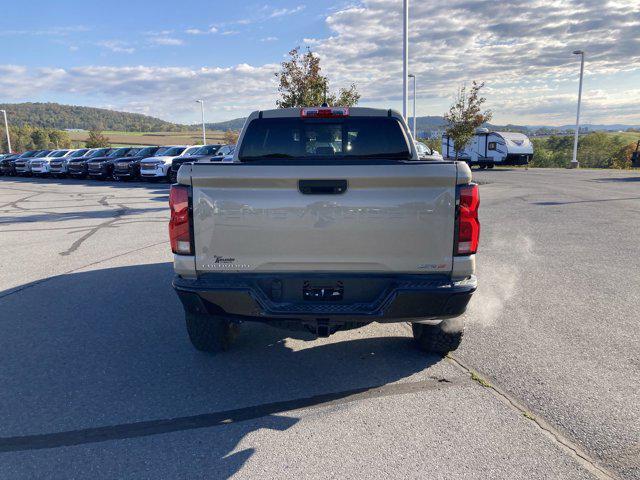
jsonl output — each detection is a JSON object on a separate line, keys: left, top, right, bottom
{"left": 169, "top": 107, "right": 479, "bottom": 354}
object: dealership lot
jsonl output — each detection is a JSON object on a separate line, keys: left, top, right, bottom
{"left": 0, "top": 169, "right": 638, "bottom": 479}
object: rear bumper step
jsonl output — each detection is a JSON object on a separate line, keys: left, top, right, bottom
{"left": 173, "top": 273, "right": 476, "bottom": 323}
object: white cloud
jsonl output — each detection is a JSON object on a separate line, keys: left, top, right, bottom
{"left": 0, "top": 26, "right": 90, "bottom": 36}
{"left": 269, "top": 5, "right": 306, "bottom": 18}
{"left": 1, "top": 0, "right": 639, "bottom": 124}
{"left": 97, "top": 40, "right": 135, "bottom": 54}
{"left": 261, "top": 36, "right": 279, "bottom": 42}
{"left": 185, "top": 26, "right": 218, "bottom": 35}
{"left": 0, "top": 64, "right": 280, "bottom": 122}
{"left": 148, "top": 36, "right": 185, "bottom": 46}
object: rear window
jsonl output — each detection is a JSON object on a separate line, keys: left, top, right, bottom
{"left": 239, "top": 117, "right": 411, "bottom": 162}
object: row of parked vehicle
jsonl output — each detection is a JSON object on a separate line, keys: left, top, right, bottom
{"left": 0, "top": 144, "right": 236, "bottom": 182}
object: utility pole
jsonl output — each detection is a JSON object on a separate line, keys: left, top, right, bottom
{"left": 571, "top": 50, "right": 585, "bottom": 169}
{"left": 196, "top": 100, "right": 206, "bottom": 145}
{"left": 0, "top": 109, "right": 11, "bottom": 153}
{"left": 402, "top": 0, "right": 409, "bottom": 121}
{"left": 408, "top": 74, "right": 416, "bottom": 139}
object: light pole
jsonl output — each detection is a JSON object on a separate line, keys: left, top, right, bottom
{"left": 0, "top": 109, "right": 11, "bottom": 153}
{"left": 571, "top": 50, "right": 584, "bottom": 169}
{"left": 402, "top": 0, "right": 409, "bottom": 121}
{"left": 408, "top": 74, "right": 416, "bottom": 139}
{"left": 195, "top": 100, "right": 206, "bottom": 145}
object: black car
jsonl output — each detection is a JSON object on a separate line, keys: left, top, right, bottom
{"left": 67, "top": 148, "right": 114, "bottom": 178}
{"left": 49, "top": 148, "right": 91, "bottom": 177}
{"left": 112, "top": 146, "right": 162, "bottom": 181}
{"left": 0, "top": 153, "right": 23, "bottom": 176}
{"left": 87, "top": 147, "right": 137, "bottom": 179}
{"left": 5, "top": 150, "right": 47, "bottom": 176}
{"left": 168, "top": 144, "right": 222, "bottom": 182}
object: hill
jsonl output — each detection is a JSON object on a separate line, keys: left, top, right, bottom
{"left": 204, "top": 118, "right": 248, "bottom": 131}
{"left": 0, "top": 102, "right": 187, "bottom": 132}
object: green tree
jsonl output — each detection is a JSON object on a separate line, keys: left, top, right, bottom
{"left": 48, "top": 129, "right": 71, "bottom": 149}
{"left": 612, "top": 142, "right": 637, "bottom": 169}
{"left": 85, "top": 130, "right": 111, "bottom": 148}
{"left": 275, "top": 47, "right": 360, "bottom": 108}
{"left": 444, "top": 81, "right": 492, "bottom": 160}
{"left": 223, "top": 130, "right": 239, "bottom": 145}
{"left": 31, "top": 129, "right": 49, "bottom": 149}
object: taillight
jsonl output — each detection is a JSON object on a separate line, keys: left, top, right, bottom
{"left": 300, "top": 107, "right": 349, "bottom": 118}
{"left": 169, "top": 184, "right": 192, "bottom": 255}
{"left": 456, "top": 183, "right": 480, "bottom": 255}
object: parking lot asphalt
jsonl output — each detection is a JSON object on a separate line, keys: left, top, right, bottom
{"left": 0, "top": 170, "right": 637, "bottom": 479}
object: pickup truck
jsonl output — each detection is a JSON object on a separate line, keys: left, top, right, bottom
{"left": 170, "top": 107, "right": 479, "bottom": 355}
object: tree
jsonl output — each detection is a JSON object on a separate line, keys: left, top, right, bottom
{"left": 223, "top": 130, "right": 239, "bottom": 145}
{"left": 612, "top": 142, "right": 637, "bottom": 169}
{"left": 85, "top": 130, "right": 111, "bottom": 148}
{"left": 444, "top": 81, "right": 492, "bottom": 159}
{"left": 48, "top": 129, "right": 71, "bottom": 149}
{"left": 275, "top": 47, "right": 360, "bottom": 108}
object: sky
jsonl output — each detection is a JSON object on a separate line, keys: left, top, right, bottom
{"left": 1, "top": 0, "right": 639, "bottom": 125}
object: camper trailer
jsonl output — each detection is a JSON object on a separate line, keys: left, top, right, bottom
{"left": 442, "top": 128, "right": 533, "bottom": 168}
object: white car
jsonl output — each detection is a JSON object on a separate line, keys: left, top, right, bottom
{"left": 50, "top": 148, "right": 99, "bottom": 176}
{"left": 139, "top": 145, "right": 201, "bottom": 180}
{"left": 28, "top": 150, "right": 77, "bottom": 175}
{"left": 415, "top": 141, "right": 443, "bottom": 160}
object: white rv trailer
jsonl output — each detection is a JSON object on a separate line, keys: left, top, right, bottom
{"left": 442, "top": 128, "right": 533, "bottom": 168}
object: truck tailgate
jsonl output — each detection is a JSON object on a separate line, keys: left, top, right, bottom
{"left": 187, "top": 162, "right": 459, "bottom": 274}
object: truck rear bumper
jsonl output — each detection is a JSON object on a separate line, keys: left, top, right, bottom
{"left": 173, "top": 273, "right": 476, "bottom": 324}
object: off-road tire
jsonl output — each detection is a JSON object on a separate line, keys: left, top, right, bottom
{"left": 185, "top": 312, "right": 237, "bottom": 353}
{"left": 411, "top": 317, "right": 464, "bottom": 354}
{"left": 168, "top": 169, "right": 177, "bottom": 184}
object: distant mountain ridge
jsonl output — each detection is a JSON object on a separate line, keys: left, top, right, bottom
{"left": 1, "top": 103, "right": 637, "bottom": 133}
{"left": 0, "top": 102, "right": 187, "bottom": 132}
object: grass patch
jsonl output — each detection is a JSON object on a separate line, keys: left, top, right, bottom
{"left": 470, "top": 371, "right": 492, "bottom": 388}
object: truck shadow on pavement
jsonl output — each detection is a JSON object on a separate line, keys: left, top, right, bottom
{"left": 0, "top": 262, "right": 439, "bottom": 478}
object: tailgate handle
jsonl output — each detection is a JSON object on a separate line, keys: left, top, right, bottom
{"left": 299, "top": 179, "right": 348, "bottom": 195}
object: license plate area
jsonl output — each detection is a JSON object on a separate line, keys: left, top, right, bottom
{"left": 303, "top": 281, "right": 344, "bottom": 301}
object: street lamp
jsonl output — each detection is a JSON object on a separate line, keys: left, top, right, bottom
{"left": 402, "top": 0, "right": 409, "bottom": 121}
{"left": 0, "top": 109, "right": 11, "bottom": 153}
{"left": 408, "top": 74, "right": 416, "bottom": 139}
{"left": 571, "top": 50, "right": 585, "bottom": 169}
{"left": 195, "top": 100, "right": 206, "bottom": 145}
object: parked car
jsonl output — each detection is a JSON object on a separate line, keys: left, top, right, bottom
{"left": 0, "top": 153, "right": 25, "bottom": 176}
{"left": 87, "top": 147, "right": 137, "bottom": 179}
{"left": 415, "top": 141, "right": 443, "bottom": 160}
{"left": 49, "top": 148, "right": 95, "bottom": 177}
{"left": 168, "top": 144, "right": 222, "bottom": 183}
{"left": 15, "top": 150, "right": 65, "bottom": 176}
{"left": 208, "top": 144, "right": 235, "bottom": 161}
{"left": 170, "top": 106, "right": 479, "bottom": 354}
{"left": 30, "top": 150, "right": 79, "bottom": 176}
{"left": 7, "top": 150, "right": 38, "bottom": 176}
{"left": 112, "top": 146, "right": 163, "bottom": 181}
{"left": 67, "top": 148, "right": 114, "bottom": 178}
{"left": 139, "top": 146, "right": 200, "bottom": 181}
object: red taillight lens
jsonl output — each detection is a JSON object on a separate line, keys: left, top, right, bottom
{"left": 169, "top": 184, "right": 192, "bottom": 255}
{"left": 456, "top": 184, "right": 480, "bottom": 255}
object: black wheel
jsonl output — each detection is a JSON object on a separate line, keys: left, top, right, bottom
{"left": 411, "top": 317, "right": 464, "bottom": 354}
{"left": 478, "top": 165, "right": 487, "bottom": 170}
{"left": 168, "top": 169, "right": 177, "bottom": 183}
{"left": 487, "top": 164, "right": 494, "bottom": 169}
{"left": 185, "top": 312, "right": 237, "bottom": 353}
